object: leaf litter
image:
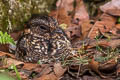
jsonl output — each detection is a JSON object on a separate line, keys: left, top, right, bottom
{"left": 1, "top": 0, "right": 120, "bottom": 80}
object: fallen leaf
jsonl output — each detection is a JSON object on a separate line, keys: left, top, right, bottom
{"left": 87, "top": 21, "right": 99, "bottom": 39}
{"left": 50, "top": 0, "right": 89, "bottom": 27}
{"left": 56, "top": 0, "right": 74, "bottom": 13}
{"left": 82, "top": 75, "right": 99, "bottom": 80}
{"left": 116, "top": 24, "right": 120, "bottom": 30}
{"left": 89, "top": 59, "right": 100, "bottom": 74}
{"left": 88, "top": 13, "right": 116, "bottom": 39}
{"left": 73, "top": 0, "right": 89, "bottom": 23}
{"left": 81, "top": 20, "right": 93, "bottom": 39}
{"left": 49, "top": 8, "right": 72, "bottom": 27}
{"left": 10, "top": 30, "right": 23, "bottom": 41}
{"left": 54, "top": 63, "right": 67, "bottom": 78}
{"left": 84, "top": 39, "right": 120, "bottom": 49}
{"left": 35, "top": 72, "right": 57, "bottom": 80}
{"left": 22, "top": 63, "right": 39, "bottom": 70}
{"left": 0, "top": 44, "right": 9, "bottom": 52}
{"left": 3, "top": 58, "right": 24, "bottom": 68}
{"left": 100, "top": 0, "right": 120, "bottom": 16}
{"left": 0, "top": 51, "right": 15, "bottom": 58}
{"left": 65, "top": 25, "right": 82, "bottom": 40}
{"left": 89, "top": 59, "right": 106, "bottom": 78}
{"left": 99, "top": 59, "right": 117, "bottom": 73}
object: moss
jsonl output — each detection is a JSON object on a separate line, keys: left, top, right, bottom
{"left": 0, "top": 0, "right": 56, "bottom": 32}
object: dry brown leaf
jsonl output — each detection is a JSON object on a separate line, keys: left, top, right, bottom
{"left": 110, "top": 27, "right": 118, "bottom": 35}
{"left": 35, "top": 72, "right": 57, "bottom": 80}
{"left": 89, "top": 59, "right": 100, "bottom": 74}
{"left": 87, "top": 21, "right": 99, "bottom": 39}
{"left": 100, "top": 0, "right": 120, "bottom": 16}
{"left": 22, "top": 63, "right": 39, "bottom": 70}
{"left": 86, "top": 39, "right": 109, "bottom": 49}
{"left": 82, "top": 75, "right": 99, "bottom": 80}
{"left": 116, "top": 24, "right": 120, "bottom": 30}
{"left": 49, "top": 8, "right": 71, "bottom": 27}
{"left": 72, "top": 37, "right": 120, "bottom": 50}
{"left": 33, "top": 63, "right": 66, "bottom": 80}
{"left": 2, "top": 58, "right": 24, "bottom": 68}
{"left": 97, "top": 59, "right": 118, "bottom": 78}
{"left": 54, "top": 63, "right": 67, "bottom": 78}
{"left": 81, "top": 20, "right": 93, "bottom": 39}
{"left": 50, "top": 0, "right": 89, "bottom": 27}
{"left": 32, "top": 64, "right": 49, "bottom": 75}
{"left": 33, "top": 64, "right": 53, "bottom": 78}
{"left": 88, "top": 13, "right": 116, "bottom": 39}
{"left": 0, "top": 51, "right": 15, "bottom": 58}
{"left": 99, "top": 59, "right": 117, "bottom": 72}
{"left": 84, "top": 39, "right": 120, "bottom": 49}
{"left": 108, "top": 39, "right": 120, "bottom": 49}
{"left": 89, "top": 59, "right": 106, "bottom": 78}
{"left": 100, "top": 13, "right": 116, "bottom": 32}
{"left": 10, "top": 30, "right": 23, "bottom": 41}
{"left": 0, "top": 44, "right": 9, "bottom": 52}
{"left": 73, "top": 0, "right": 89, "bottom": 23}
{"left": 65, "top": 25, "right": 81, "bottom": 39}
{"left": 56, "top": 0, "right": 74, "bottom": 13}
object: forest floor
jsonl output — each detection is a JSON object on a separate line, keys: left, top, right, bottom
{"left": 0, "top": 0, "right": 120, "bottom": 80}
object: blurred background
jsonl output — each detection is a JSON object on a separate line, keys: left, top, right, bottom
{"left": 0, "top": 0, "right": 111, "bottom": 32}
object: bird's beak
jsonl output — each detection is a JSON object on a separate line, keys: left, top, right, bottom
{"left": 54, "top": 28, "right": 63, "bottom": 34}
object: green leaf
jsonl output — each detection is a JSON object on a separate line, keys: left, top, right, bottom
{"left": 0, "top": 31, "right": 15, "bottom": 45}
{"left": 12, "top": 64, "right": 21, "bottom": 80}
{"left": 0, "top": 72, "right": 16, "bottom": 80}
{"left": 118, "top": 17, "right": 120, "bottom": 23}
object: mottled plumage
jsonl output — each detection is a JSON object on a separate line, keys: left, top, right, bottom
{"left": 15, "top": 15, "right": 73, "bottom": 63}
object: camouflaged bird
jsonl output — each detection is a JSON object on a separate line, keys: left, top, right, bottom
{"left": 15, "top": 15, "right": 74, "bottom": 63}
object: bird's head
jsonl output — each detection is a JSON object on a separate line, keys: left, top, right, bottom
{"left": 26, "top": 15, "right": 58, "bottom": 37}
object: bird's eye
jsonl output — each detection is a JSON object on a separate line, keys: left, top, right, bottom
{"left": 40, "top": 25, "right": 47, "bottom": 30}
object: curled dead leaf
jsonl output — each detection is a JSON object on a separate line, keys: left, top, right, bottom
{"left": 100, "top": 0, "right": 120, "bottom": 16}
{"left": 89, "top": 59, "right": 106, "bottom": 78}
{"left": 88, "top": 13, "right": 116, "bottom": 39}
{"left": 65, "top": 25, "right": 82, "bottom": 41}
{"left": 0, "top": 51, "right": 15, "bottom": 58}
{"left": 54, "top": 63, "right": 67, "bottom": 78}
{"left": 99, "top": 59, "right": 117, "bottom": 74}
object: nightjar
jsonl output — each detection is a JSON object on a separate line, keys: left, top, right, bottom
{"left": 15, "top": 15, "right": 74, "bottom": 63}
